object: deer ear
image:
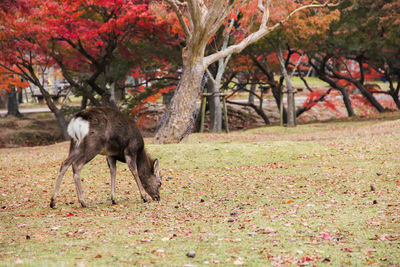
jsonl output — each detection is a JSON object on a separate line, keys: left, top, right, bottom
{"left": 153, "top": 159, "right": 159, "bottom": 172}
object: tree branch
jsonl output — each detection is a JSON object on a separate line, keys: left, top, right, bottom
{"left": 164, "top": 0, "right": 191, "bottom": 39}
{"left": 267, "top": 1, "right": 335, "bottom": 32}
{"left": 204, "top": 1, "right": 332, "bottom": 68}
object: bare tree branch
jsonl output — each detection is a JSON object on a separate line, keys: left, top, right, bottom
{"left": 204, "top": 1, "right": 333, "bottom": 68}
{"left": 267, "top": 1, "right": 335, "bottom": 32}
{"left": 164, "top": 0, "right": 191, "bottom": 39}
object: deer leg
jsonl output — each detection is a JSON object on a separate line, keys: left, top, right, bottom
{"left": 125, "top": 154, "right": 152, "bottom": 203}
{"left": 106, "top": 156, "right": 117, "bottom": 205}
{"left": 50, "top": 151, "right": 80, "bottom": 208}
{"left": 70, "top": 142, "right": 104, "bottom": 208}
{"left": 72, "top": 161, "right": 88, "bottom": 208}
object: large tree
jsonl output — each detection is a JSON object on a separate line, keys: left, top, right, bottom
{"left": 0, "top": 0, "right": 168, "bottom": 138}
{"left": 0, "top": 0, "right": 71, "bottom": 138}
{"left": 305, "top": 0, "right": 400, "bottom": 114}
{"left": 155, "top": 0, "right": 334, "bottom": 143}
{"left": 44, "top": 0, "right": 167, "bottom": 108}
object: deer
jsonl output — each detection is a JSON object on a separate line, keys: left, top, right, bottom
{"left": 50, "top": 107, "right": 161, "bottom": 208}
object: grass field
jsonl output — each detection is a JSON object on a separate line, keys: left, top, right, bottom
{"left": 1, "top": 115, "right": 400, "bottom": 266}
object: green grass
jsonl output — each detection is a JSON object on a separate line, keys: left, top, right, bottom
{"left": 283, "top": 76, "right": 390, "bottom": 92}
{"left": 1, "top": 117, "right": 400, "bottom": 266}
{"left": 283, "top": 76, "right": 324, "bottom": 89}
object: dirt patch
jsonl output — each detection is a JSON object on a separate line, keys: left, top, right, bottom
{"left": 0, "top": 113, "right": 63, "bottom": 148}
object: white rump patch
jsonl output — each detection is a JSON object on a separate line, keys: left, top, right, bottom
{"left": 67, "top": 117, "right": 89, "bottom": 146}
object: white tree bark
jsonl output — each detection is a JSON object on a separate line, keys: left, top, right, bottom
{"left": 155, "top": 0, "right": 332, "bottom": 143}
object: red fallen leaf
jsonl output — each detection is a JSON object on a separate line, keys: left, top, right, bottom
{"left": 66, "top": 212, "right": 74, "bottom": 217}
{"left": 322, "top": 233, "right": 331, "bottom": 240}
{"left": 94, "top": 254, "right": 102, "bottom": 258}
{"left": 42, "top": 190, "right": 48, "bottom": 193}
{"left": 129, "top": 230, "right": 136, "bottom": 234}
{"left": 299, "top": 256, "right": 313, "bottom": 264}
{"left": 185, "top": 232, "right": 192, "bottom": 236}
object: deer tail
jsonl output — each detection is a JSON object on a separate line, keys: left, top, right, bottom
{"left": 67, "top": 117, "right": 89, "bottom": 147}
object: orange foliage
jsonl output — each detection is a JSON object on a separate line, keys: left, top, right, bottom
{"left": 233, "top": 0, "right": 339, "bottom": 47}
{"left": 0, "top": 66, "right": 29, "bottom": 95}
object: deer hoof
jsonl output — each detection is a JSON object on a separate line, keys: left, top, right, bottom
{"left": 50, "top": 198, "right": 56, "bottom": 209}
{"left": 141, "top": 195, "right": 152, "bottom": 203}
{"left": 80, "top": 201, "right": 88, "bottom": 208}
{"left": 111, "top": 199, "right": 117, "bottom": 205}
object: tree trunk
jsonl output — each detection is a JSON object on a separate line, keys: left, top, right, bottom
{"left": 386, "top": 75, "right": 400, "bottom": 109}
{"left": 272, "top": 85, "right": 288, "bottom": 124}
{"left": 318, "top": 73, "right": 355, "bottom": 116}
{"left": 206, "top": 75, "right": 222, "bottom": 132}
{"left": 248, "top": 83, "right": 256, "bottom": 104}
{"left": 109, "top": 82, "right": 118, "bottom": 109}
{"left": 43, "top": 95, "right": 69, "bottom": 141}
{"left": 226, "top": 99, "right": 270, "bottom": 125}
{"left": 155, "top": 60, "right": 205, "bottom": 143}
{"left": 81, "top": 94, "right": 88, "bottom": 110}
{"left": 7, "top": 87, "right": 22, "bottom": 117}
{"left": 355, "top": 82, "right": 384, "bottom": 112}
{"left": 390, "top": 93, "right": 400, "bottom": 110}
{"left": 0, "top": 94, "right": 6, "bottom": 109}
{"left": 278, "top": 48, "right": 296, "bottom": 127}
{"left": 311, "top": 62, "right": 355, "bottom": 117}
{"left": 18, "top": 90, "right": 23, "bottom": 104}
{"left": 340, "top": 88, "right": 355, "bottom": 117}
{"left": 115, "top": 78, "right": 126, "bottom": 102}
{"left": 29, "top": 67, "right": 69, "bottom": 140}
{"left": 53, "top": 109, "right": 69, "bottom": 140}
{"left": 104, "top": 67, "right": 119, "bottom": 109}
{"left": 250, "top": 55, "right": 287, "bottom": 123}
{"left": 253, "top": 103, "right": 270, "bottom": 125}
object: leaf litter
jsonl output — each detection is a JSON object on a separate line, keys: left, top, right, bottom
{"left": 1, "top": 118, "right": 400, "bottom": 265}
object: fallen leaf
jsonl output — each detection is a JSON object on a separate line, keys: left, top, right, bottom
{"left": 341, "top": 247, "right": 353, "bottom": 252}
{"left": 322, "top": 233, "right": 331, "bottom": 240}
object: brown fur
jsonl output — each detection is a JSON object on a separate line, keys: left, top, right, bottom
{"left": 50, "top": 107, "right": 161, "bottom": 208}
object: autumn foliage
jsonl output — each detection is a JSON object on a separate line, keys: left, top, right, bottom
{"left": 0, "top": 0, "right": 399, "bottom": 131}
{"left": 0, "top": 66, "right": 29, "bottom": 96}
